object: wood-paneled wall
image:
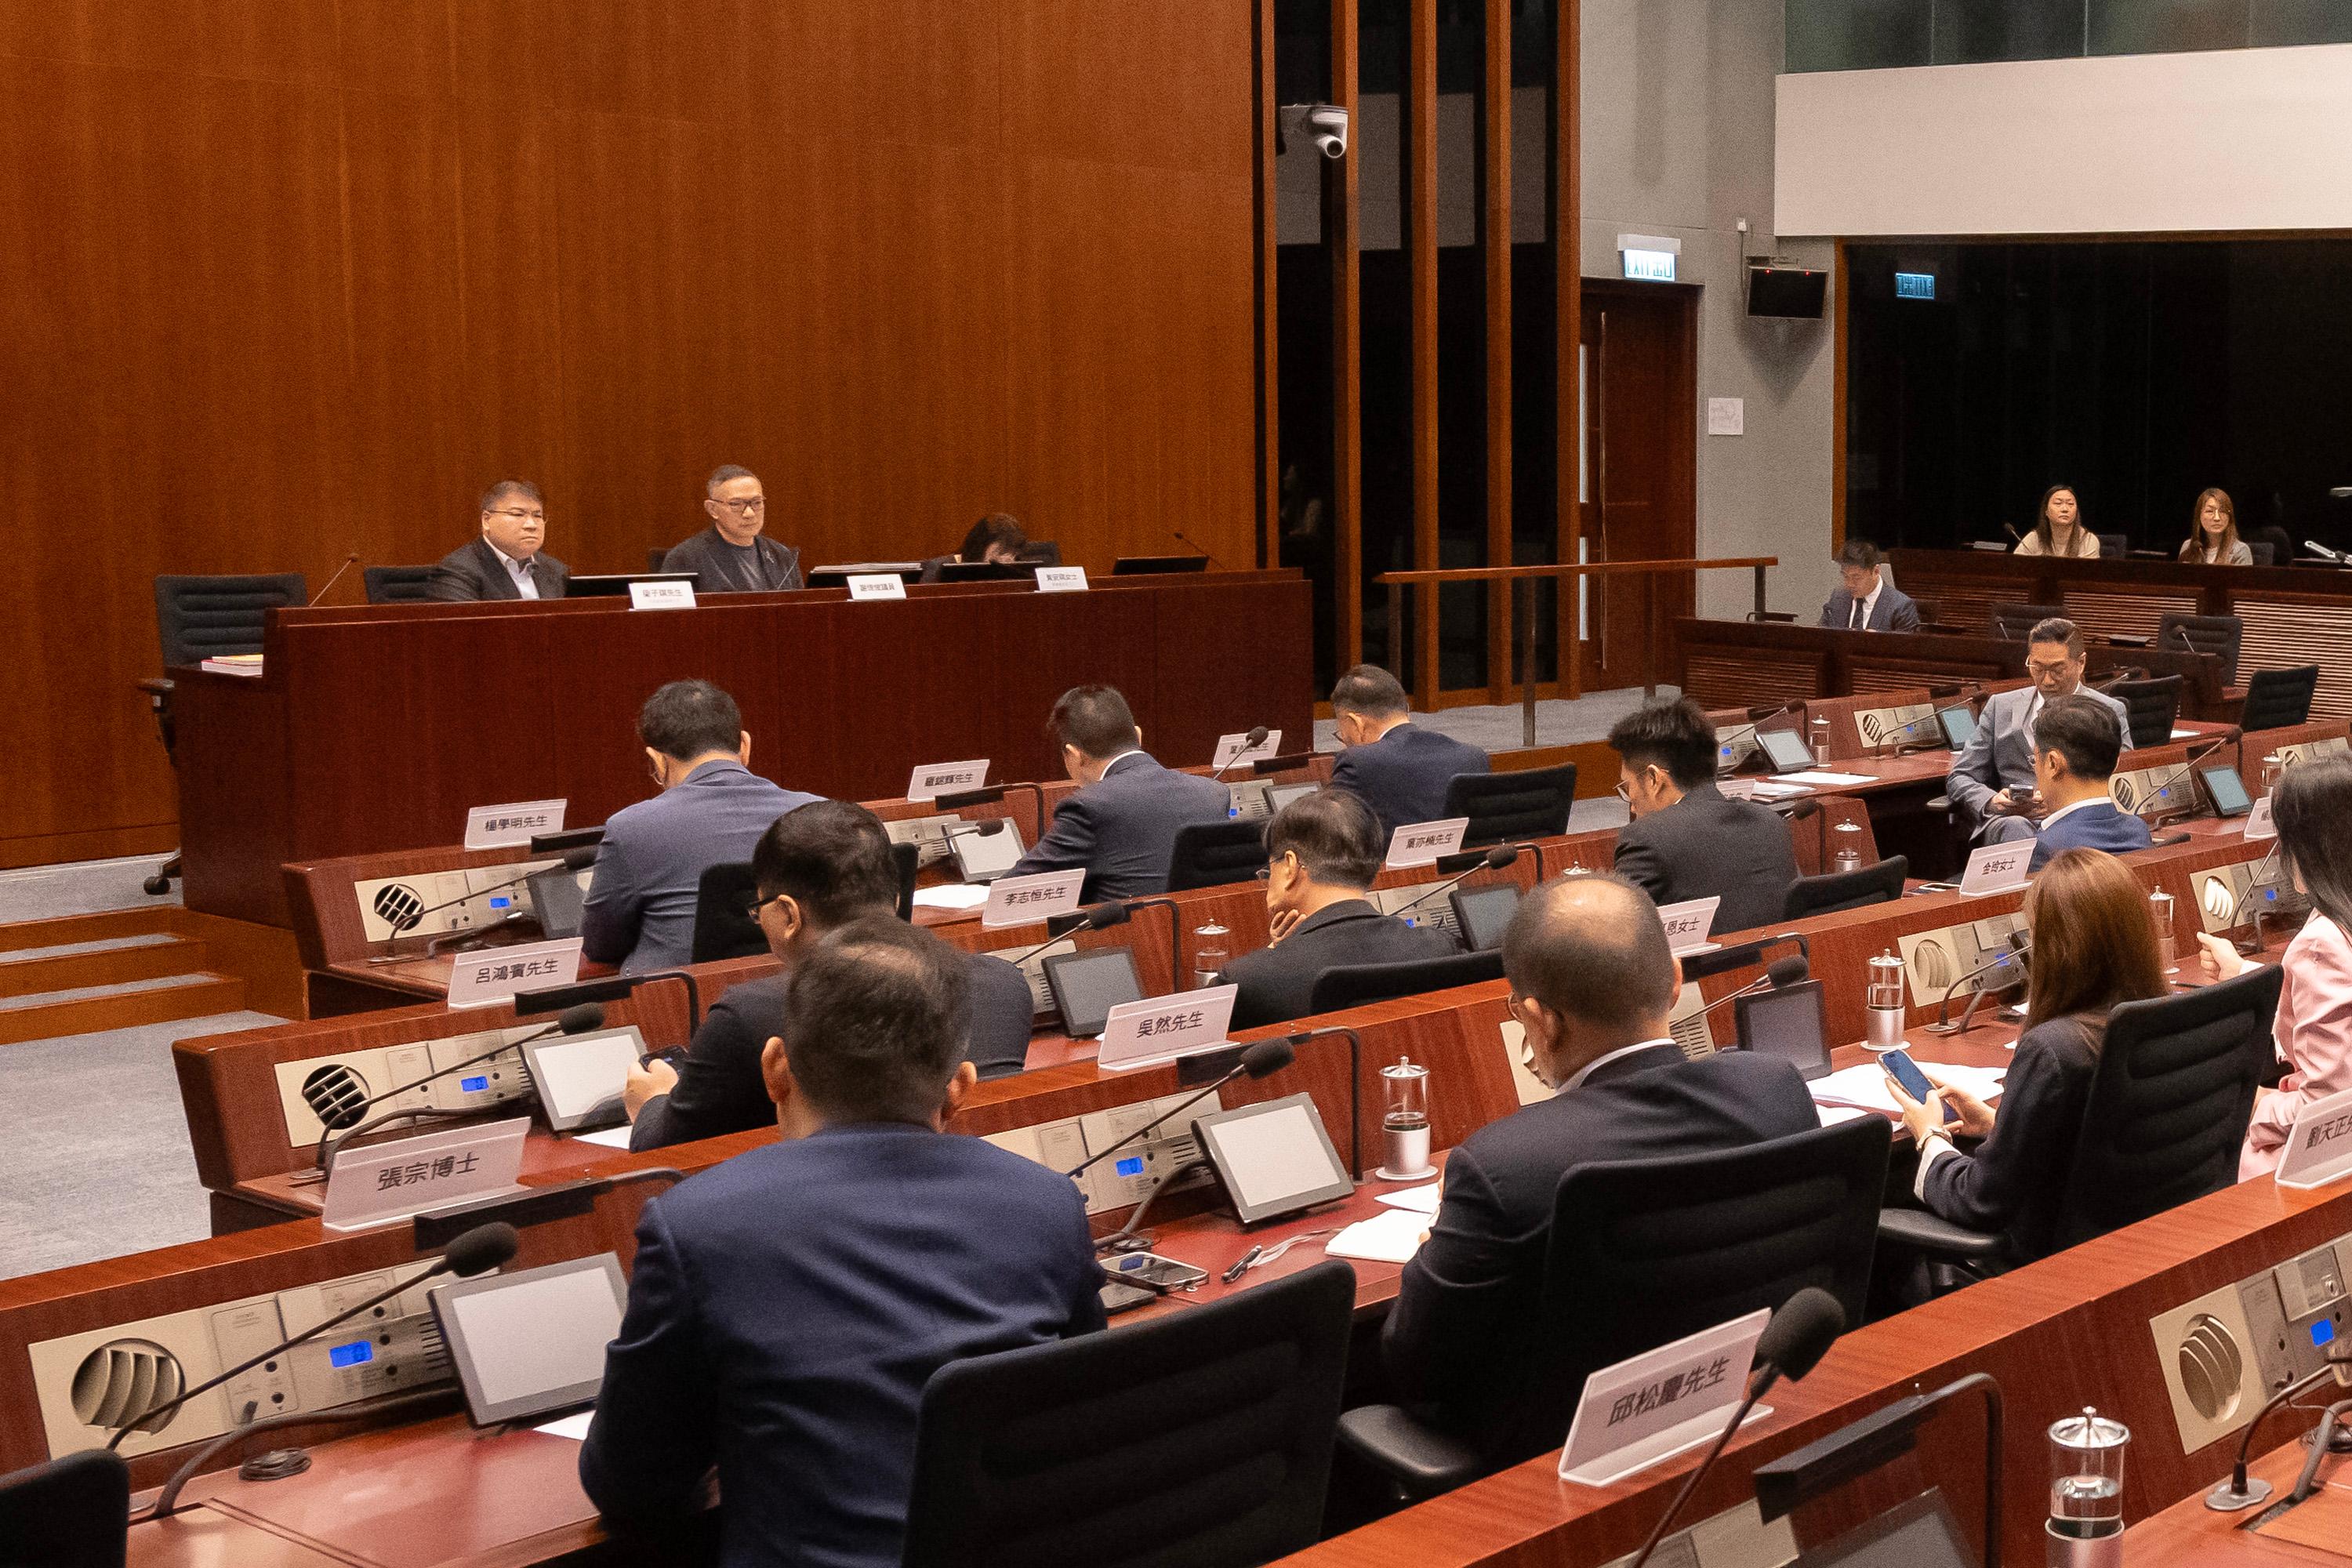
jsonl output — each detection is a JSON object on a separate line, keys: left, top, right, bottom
{"left": 0, "top": 1, "right": 1261, "bottom": 866}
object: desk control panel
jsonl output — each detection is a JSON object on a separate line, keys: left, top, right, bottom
{"left": 2150, "top": 1232, "right": 2352, "bottom": 1454}
{"left": 985, "top": 1090, "right": 1229, "bottom": 1215}
{"left": 269, "top": 1024, "right": 540, "bottom": 1149}
{"left": 2188, "top": 850, "right": 2296, "bottom": 935}
{"left": 1370, "top": 881, "right": 1464, "bottom": 945}
{"left": 350, "top": 861, "right": 561, "bottom": 944}
{"left": 1897, "top": 911, "right": 2030, "bottom": 1009}
{"left": 29, "top": 1264, "right": 451, "bottom": 1461}
{"left": 884, "top": 811, "right": 971, "bottom": 869}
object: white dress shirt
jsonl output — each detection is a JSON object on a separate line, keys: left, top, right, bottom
{"left": 489, "top": 543, "right": 540, "bottom": 601}
{"left": 1560, "top": 1036, "right": 1679, "bottom": 1094}
{"left": 1848, "top": 581, "right": 1882, "bottom": 631}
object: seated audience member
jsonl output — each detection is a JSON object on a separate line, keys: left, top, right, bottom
{"left": 426, "top": 479, "right": 568, "bottom": 601}
{"left": 581, "top": 917, "right": 1104, "bottom": 1568}
{"left": 1004, "top": 684, "right": 1230, "bottom": 901}
{"left": 1327, "top": 663, "right": 1490, "bottom": 835}
{"left": 1944, "top": 618, "right": 2129, "bottom": 842}
{"left": 626, "top": 800, "right": 1033, "bottom": 1150}
{"left": 579, "top": 680, "right": 822, "bottom": 975}
{"left": 920, "top": 514, "right": 1030, "bottom": 581}
{"left": 657, "top": 465, "right": 804, "bottom": 592}
{"left": 1608, "top": 698, "right": 1799, "bottom": 936}
{"left": 1817, "top": 539, "right": 1921, "bottom": 632}
{"left": 2013, "top": 484, "right": 2101, "bottom": 559}
{"left": 1217, "top": 789, "right": 1455, "bottom": 1029}
{"left": 2198, "top": 757, "right": 2352, "bottom": 1178}
{"left": 1381, "top": 875, "right": 1820, "bottom": 1462}
{"left": 1886, "top": 848, "right": 2166, "bottom": 1262}
{"left": 2179, "top": 488, "right": 2252, "bottom": 566}
{"left": 2024, "top": 697, "right": 2151, "bottom": 870}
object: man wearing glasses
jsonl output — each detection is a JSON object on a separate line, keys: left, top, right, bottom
{"left": 1945, "top": 617, "right": 2130, "bottom": 844}
{"left": 426, "top": 478, "right": 569, "bottom": 601}
{"left": 656, "top": 465, "right": 804, "bottom": 593}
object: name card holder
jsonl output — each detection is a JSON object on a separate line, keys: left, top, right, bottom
{"left": 1098, "top": 984, "right": 1240, "bottom": 1072}
{"left": 628, "top": 579, "right": 696, "bottom": 611}
{"left": 1035, "top": 566, "right": 1089, "bottom": 593}
{"left": 2278, "top": 1087, "right": 2352, "bottom": 1190}
{"left": 1558, "top": 1308, "right": 1771, "bottom": 1486}
{"left": 463, "top": 799, "right": 567, "bottom": 851}
{"left": 1958, "top": 840, "right": 2033, "bottom": 895}
{"left": 907, "top": 760, "right": 989, "bottom": 802}
{"left": 848, "top": 573, "right": 908, "bottom": 601}
{"left": 1655, "top": 896, "right": 1722, "bottom": 956}
{"left": 2246, "top": 796, "right": 2277, "bottom": 841}
{"left": 1212, "top": 730, "right": 1284, "bottom": 771}
{"left": 1385, "top": 818, "right": 1469, "bottom": 869}
{"left": 445, "top": 938, "right": 583, "bottom": 1009}
{"left": 322, "top": 1118, "right": 530, "bottom": 1232}
{"left": 982, "top": 870, "right": 1086, "bottom": 930}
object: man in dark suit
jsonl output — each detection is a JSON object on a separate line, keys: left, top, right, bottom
{"left": 1327, "top": 664, "right": 1490, "bottom": 836}
{"left": 1004, "top": 684, "right": 1232, "bottom": 902}
{"left": 424, "top": 479, "right": 569, "bottom": 601}
{"left": 656, "top": 464, "right": 804, "bottom": 593}
{"left": 1216, "top": 789, "right": 1454, "bottom": 1029}
{"left": 1609, "top": 698, "right": 1800, "bottom": 937}
{"left": 1381, "top": 875, "right": 1820, "bottom": 1464}
{"left": 625, "top": 800, "right": 1033, "bottom": 1149}
{"left": 1946, "top": 617, "right": 2132, "bottom": 843}
{"left": 1817, "top": 539, "right": 1921, "bottom": 632}
{"left": 581, "top": 917, "right": 1104, "bottom": 1568}
{"left": 2026, "top": 695, "right": 2153, "bottom": 870}
{"left": 579, "top": 680, "right": 822, "bottom": 975}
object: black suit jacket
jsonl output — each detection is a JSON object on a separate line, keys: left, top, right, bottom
{"left": 1383, "top": 1044, "right": 1820, "bottom": 1459}
{"left": 629, "top": 954, "right": 1035, "bottom": 1151}
{"left": 1918, "top": 1014, "right": 2100, "bottom": 1261}
{"left": 1329, "top": 723, "right": 1491, "bottom": 836}
{"left": 1217, "top": 899, "right": 1457, "bottom": 1031}
{"left": 423, "top": 537, "right": 568, "bottom": 601}
{"left": 1004, "top": 753, "right": 1232, "bottom": 902}
{"left": 658, "top": 526, "right": 804, "bottom": 593}
{"left": 1817, "top": 583, "right": 1922, "bottom": 632}
{"left": 1612, "top": 781, "right": 1800, "bottom": 938}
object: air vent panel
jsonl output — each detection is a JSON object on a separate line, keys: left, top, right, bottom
{"left": 71, "top": 1339, "right": 184, "bottom": 1436}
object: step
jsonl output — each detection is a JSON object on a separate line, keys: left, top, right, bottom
{"left": 0, "top": 907, "right": 181, "bottom": 955}
{"left": 0, "top": 971, "right": 246, "bottom": 1047}
{"left": 0, "top": 934, "right": 204, "bottom": 999}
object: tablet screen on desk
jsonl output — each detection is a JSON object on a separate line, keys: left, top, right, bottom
{"left": 1735, "top": 981, "right": 1831, "bottom": 1081}
{"left": 946, "top": 820, "right": 1026, "bottom": 883}
{"left": 1040, "top": 947, "right": 1144, "bottom": 1036}
{"left": 1450, "top": 884, "right": 1522, "bottom": 953}
{"left": 2201, "top": 764, "right": 2252, "bottom": 818}
{"left": 430, "top": 1254, "right": 626, "bottom": 1425}
{"left": 1938, "top": 707, "right": 1976, "bottom": 750}
{"left": 1266, "top": 782, "right": 1319, "bottom": 814}
{"left": 1191, "top": 1093, "right": 1356, "bottom": 1224}
{"left": 520, "top": 1027, "right": 646, "bottom": 1131}
{"left": 525, "top": 865, "right": 589, "bottom": 939}
{"left": 1759, "top": 728, "right": 1815, "bottom": 773}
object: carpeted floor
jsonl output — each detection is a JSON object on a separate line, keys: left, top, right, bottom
{"left": 0, "top": 852, "right": 181, "bottom": 925}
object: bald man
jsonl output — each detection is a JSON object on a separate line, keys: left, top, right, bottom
{"left": 1380, "top": 875, "right": 1821, "bottom": 1471}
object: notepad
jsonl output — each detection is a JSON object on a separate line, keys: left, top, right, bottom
{"left": 1774, "top": 770, "right": 1877, "bottom": 786}
{"left": 910, "top": 884, "right": 989, "bottom": 912}
{"left": 1808, "top": 1061, "right": 2006, "bottom": 1116}
{"left": 1326, "top": 1208, "right": 1429, "bottom": 1264}
{"left": 1374, "top": 1182, "right": 1443, "bottom": 1214}
{"left": 573, "top": 1125, "right": 633, "bottom": 1149}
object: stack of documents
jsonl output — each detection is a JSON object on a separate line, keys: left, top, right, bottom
{"left": 1808, "top": 1061, "right": 2007, "bottom": 1117}
{"left": 1326, "top": 1208, "right": 1429, "bottom": 1264}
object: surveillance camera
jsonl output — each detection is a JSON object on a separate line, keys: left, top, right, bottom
{"left": 1278, "top": 103, "right": 1349, "bottom": 161}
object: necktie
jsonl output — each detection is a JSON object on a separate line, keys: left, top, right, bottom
{"left": 1849, "top": 597, "right": 1864, "bottom": 631}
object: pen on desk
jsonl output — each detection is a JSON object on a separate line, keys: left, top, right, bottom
{"left": 1223, "top": 1246, "right": 1264, "bottom": 1283}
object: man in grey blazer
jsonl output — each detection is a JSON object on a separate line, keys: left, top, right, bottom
{"left": 580, "top": 679, "right": 822, "bottom": 974}
{"left": 425, "top": 479, "right": 569, "bottom": 601}
{"left": 1817, "top": 539, "right": 1920, "bottom": 633}
{"left": 656, "top": 464, "right": 804, "bottom": 593}
{"left": 1945, "top": 618, "right": 2131, "bottom": 843}
{"left": 1608, "top": 699, "right": 1800, "bottom": 937}
{"left": 1004, "top": 684, "right": 1232, "bottom": 902}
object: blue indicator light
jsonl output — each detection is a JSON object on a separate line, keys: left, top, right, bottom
{"left": 329, "top": 1340, "right": 375, "bottom": 1368}
{"left": 2314, "top": 1319, "right": 2336, "bottom": 1348}
{"left": 459, "top": 1075, "right": 489, "bottom": 1092}
{"left": 489, "top": 895, "right": 512, "bottom": 909}
{"left": 1115, "top": 1155, "right": 1145, "bottom": 1178}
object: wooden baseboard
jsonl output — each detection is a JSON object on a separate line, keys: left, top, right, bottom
{"left": 1491, "top": 739, "right": 1620, "bottom": 798}
{"left": 172, "top": 912, "right": 306, "bottom": 1021}
{"left": 0, "top": 823, "right": 177, "bottom": 871}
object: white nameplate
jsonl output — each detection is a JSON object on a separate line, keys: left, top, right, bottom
{"left": 445, "top": 938, "right": 583, "bottom": 1010}
{"left": 1035, "top": 565, "right": 1090, "bottom": 593}
{"left": 628, "top": 579, "right": 696, "bottom": 611}
{"left": 1657, "top": 896, "right": 1722, "bottom": 956}
{"left": 321, "top": 1117, "right": 529, "bottom": 1232}
{"left": 1212, "top": 729, "right": 1284, "bottom": 771}
{"left": 1958, "top": 840, "right": 2033, "bottom": 895}
{"left": 1098, "top": 984, "right": 1240, "bottom": 1071}
{"left": 2278, "top": 1087, "right": 2352, "bottom": 1191}
{"left": 982, "top": 869, "right": 1086, "bottom": 930}
{"left": 462, "top": 798, "right": 566, "bottom": 851}
{"left": 907, "top": 760, "right": 989, "bottom": 802}
{"left": 1386, "top": 817, "right": 1469, "bottom": 869}
{"left": 1559, "top": 1308, "right": 1770, "bottom": 1486}
{"left": 2246, "top": 796, "right": 2277, "bottom": 841}
{"left": 847, "top": 572, "right": 907, "bottom": 601}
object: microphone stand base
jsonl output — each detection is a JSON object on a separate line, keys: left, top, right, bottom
{"left": 239, "top": 1447, "right": 311, "bottom": 1483}
{"left": 2306, "top": 1419, "right": 2352, "bottom": 1454}
{"left": 2205, "top": 1477, "right": 2274, "bottom": 1512}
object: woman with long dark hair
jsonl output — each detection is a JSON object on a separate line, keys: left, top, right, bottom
{"left": 2014, "top": 484, "right": 2100, "bottom": 558}
{"left": 2198, "top": 757, "right": 2352, "bottom": 1177}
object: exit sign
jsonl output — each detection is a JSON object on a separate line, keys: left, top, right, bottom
{"left": 1622, "top": 248, "right": 1678, "bottom": 283}
{"left": 1895, "top": 271, "right": 1936, "bottom": 300}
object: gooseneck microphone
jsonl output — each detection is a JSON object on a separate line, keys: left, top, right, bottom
{"left": 994, "top": 902, "right": 1127, "bottom": 968}
{"left": 108, "top": 1221, "right": 520, "bottom": 1450}
{"left": 1627, "top": 1289, "right": 1846, "bottom": 1568}
{"left": 369, "top": 845, "right": 599, "bottom": 948}
{"left": 306, "top": 550, "right": 362, "bottom": 607}
{"left": 1208, "top": 726, "right": 1273, "bottom": 782}
{"left": 1926, "top": 939, "right": 2032, "bottom": 1035}
{"left": 1174, "top": 529, "right": 1224, "bottom": 569}
{"left": 1699, "top": 956, "right": 1810, "bottom": 1025}
{"left": 1386, "top": 846, "right": 1520, "bottom": 927}
{"left": 2128, "top": 728, "right": 2241, "bottom": 824}
{"left": 2208, "top": 1339, "right": 2352, "bottom": 1510}
{"left": 310, "top": 1004, "right": 605, "bottom": 1174}
{"left": 1062, "top": 1037, "right": 1295, "bottom": 1183}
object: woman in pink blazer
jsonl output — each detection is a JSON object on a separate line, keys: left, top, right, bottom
{"left": 2198, "top": 758, "right": 2352, "bottom": 1178}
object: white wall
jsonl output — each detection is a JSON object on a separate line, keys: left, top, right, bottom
{"left": 1777, "top": 43, "right": 2352, "bottom": 238}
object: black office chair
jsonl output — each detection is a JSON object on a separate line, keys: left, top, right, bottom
{"left": 143, "top": 572, "right": 308, "bottom": 895}
{"left": 1989, "top": 601, "right": 2066, "bottom": 641}
{"left": 1307, "top": 949, "right": 1504, "bottom": 1014}
{"left": 1015, "top": 540, "right": 1062, "bottom": 568}
{"left": 2241, "top": 665, "right": 2321, "bottom": 731}
{"left": 690, "top": 862, "right": 768, "bottom": 964}
{"left": 2107, "top": 675, "right": 2183, "bottom": 751}
{"left": 2096, "top": 532, "right": 2126, "bottom": 560}
{"left": 0, "top": 1448, "right": 130, "bottom": 1568}
{"left": 2248, "top": 541, "right": 2277, "bottom": 567}
{"left": 646, "top": 546, "right": 670, "bottom": 572}
{"left": 2154, "top": 612, "right": 2243, "bottom": 686}
{"left": 901, "top": 1259, "right": 1355, "bottom": 1568}
{"left": 1165, "top": 818, "right": 1271, "bottom": 891}
{"left": 1783, "top": 855, "right": 1907, "bottom": 920}
{"left": 1878, "top": 964, "right": 2283, "bottom": 1279}
{"left": 893, "top": 840, "right": 919, "bottom": 921}
{"left": 1681, "top": 931, "right": 1809, "bottom": 982}
{"left": 361, "top": 564, "right": 437, "bottom": 604}
{"left": 1442, "top": 762, "right": 1577, "bottom": 849}
{"left": 1338, "top": 1116, "right": 1891, "bottom": 1497}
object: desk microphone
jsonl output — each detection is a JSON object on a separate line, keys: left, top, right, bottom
{"left": 1698, "top": 956, "right": 1809, "bottom": 1029}
{"left": 2305, "top": 540, "right": 2347, "bottom": 564}
{"left": 1208, "top": 726, "right": 1272, "bottom": 782}
{"left": 1778, "top": 797, "right": 1832, "bottom": 869}
{"left": 1386, "top": 846, "right": 1519, "bottom": 931}
{"left": 995, "top": 902, "right": 1127, "bottom": 968}
{"left": 2236, "top": 839, "right": 2304, "bottom": 956}
{"left": 1174, "top": 530, "right": 1224, "bottom": 569}
{"left": 1715, "top": 703, "right": 1798, "bottom": 774}
{"left": 2127, "top": 728, "right": 2240, "bottom": 826}
{"left": 107, "top": 1221, "right": 519, "bottom": 1450}
{"left": 1061, "top": 1037, "right": 1295, "bottom": 1183}
{"left": 307, "top": 551, "right": 361, "bottom": 607}
{"left": 1926, "top": 938, "right": 2032, "bottom": 1035}
{"left": 1091, "top": 895, "right": 1185, "bottom": 989}
{"left": 1875, "top": 696, "right": 1974, "bottom": 756}
{"left": 372, "top": 845, "right": 598, "bottom": 943}
{"left": 2208, "top": 1339, "right": 2352, "bottom": 1510}
{"left": 1626, "top": 1288, "right": 1846, "bottom": 1568}
{"left": 309, "top": 1004, "right": 605, "bottom": 1174}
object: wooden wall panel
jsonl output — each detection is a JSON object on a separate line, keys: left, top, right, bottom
{"left": 0, "top": 0, "right": 1261, "bottom": 862}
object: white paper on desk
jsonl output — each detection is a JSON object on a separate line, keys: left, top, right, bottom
{"left": 572, "top": 1124, "right": 633, "bottom": 1149}
{"left": 1326, "top": 1207, "right": 1428, "bottom": 1264}
{"left": 1375, "top": 1182, "right": 1443, "bottom": 1214}
{"left": 1774, "top": 770, "right": 1877, "bottom": 786}
{"left": 1815, "top": 1104, "right": 1872, "bottom": 1127}
{"left": 1748, "top": 782, "right": 1816, "bottom": 800}
{"left": 534, "top": 1410, "right": 596, "bottom": 1441}
{"left": 1809, "top": 1062, "right": 2006, "bottom": 1116}
{"left": 911, "top": 884, "right": 989, "bottom": 912}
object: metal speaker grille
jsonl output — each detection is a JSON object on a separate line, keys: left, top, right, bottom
{"left": 302, "top": 1062, "right": 372, "bottom": 1131}
{"left": 2177, "top": 1314, "right": 2245, "bottom": 1424}
{"left": 71, "top": 1338, "right": 186, "bottom": 1435}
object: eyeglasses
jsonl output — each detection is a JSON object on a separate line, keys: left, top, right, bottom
{"left": 2025, "top": 659, "right": 2074, "bottom": 678}
{"left": 716, "top": 497, "right": 767, "bottom": 514}
{"left": 739, "top": 889, "right": 790, "bottom": 920}
{"left": 487, "top": 507, "right": 546, "bottom": 523}
{"left": 1613, "top": 781, "right": 1632, "bottom": 801}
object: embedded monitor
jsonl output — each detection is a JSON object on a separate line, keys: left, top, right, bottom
{"left": 429, "top": 1254, "right": 627, "bottom": 1426}
{"left": 1040, "top": 947, "right": 1145, "bottom": 1037}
